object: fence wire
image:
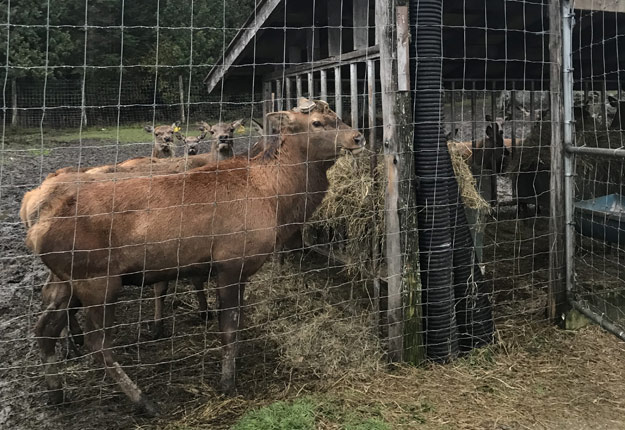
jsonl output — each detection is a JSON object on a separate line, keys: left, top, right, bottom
{"left": 0, "top": 1, "right": 623, "bottom": 429}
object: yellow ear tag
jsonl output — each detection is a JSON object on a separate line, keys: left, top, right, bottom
{"left": 173, "top": 126, "right": 181, "bottom": 133}
{"left": 236, "top": 125, "right": 245, "bottom": 133}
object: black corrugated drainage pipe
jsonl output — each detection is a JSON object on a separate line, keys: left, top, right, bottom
{"left": 409, "top": 0, "right": 494, "bottom": 360}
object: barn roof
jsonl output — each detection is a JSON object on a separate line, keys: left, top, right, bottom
{"left": 204, "top": 0, "right": 625, "bottom": 93}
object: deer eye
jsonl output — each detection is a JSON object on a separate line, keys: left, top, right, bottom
{"left": 312, "top": 120, "right": 322, "bottom": 128}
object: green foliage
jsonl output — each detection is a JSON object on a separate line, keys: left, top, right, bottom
{"left": 233, "top": 399, "right": 316, "bottom": 430}
{"left": 1, "top": 0, "right": 257, "bottom": 102}
{"left": 233, "top": 396, "right": 394, "bottom": 430}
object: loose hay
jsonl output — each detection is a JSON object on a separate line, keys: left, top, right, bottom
{"left": 247, "top": 261, "right": 384, "bottom": 380}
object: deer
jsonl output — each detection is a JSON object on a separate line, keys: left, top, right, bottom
{"left": 21, "top": 98, "right": 364, "bottom": 416}
{"left": 144, "top": 122, "right": 182, "bottom": 158}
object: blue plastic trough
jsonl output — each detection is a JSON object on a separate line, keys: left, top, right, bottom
{"left": 574, "top": 194, "right": 625, "bottom": 245}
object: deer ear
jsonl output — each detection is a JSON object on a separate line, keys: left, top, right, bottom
{"left": 144, "top": 125, "right": 154, "bottom": 133}
{"left": 485, "top": 125, "right": 493, "bottom": 137}
{"left": 266, "top": 111, "right": 293, "bottom": 132}
{"left": 231, "top": 119, "right": 244, "bottom": 130}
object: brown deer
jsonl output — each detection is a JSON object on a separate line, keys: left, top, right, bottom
{"left": 22, "top": 98, "right": 364, "bottom": 416}
{"left": 145, "top": 122, "right": 182, "bottom": 158}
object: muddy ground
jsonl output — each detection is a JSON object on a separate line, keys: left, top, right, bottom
{"left": 1, "top": 131, "right": 625, "bottom": 430}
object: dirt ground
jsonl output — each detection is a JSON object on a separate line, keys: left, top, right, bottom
{"left": 1, "top": 132, "right": 625, "bottom": 430}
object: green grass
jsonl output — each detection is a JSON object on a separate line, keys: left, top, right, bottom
{"left": 232, "top": 399, "right": 316, "bottom": 430}
{"left": 232, "top": 396, "right": 392, "bottom": 430}
{"left": 5, "top": 124, "right": 151, "bottom": 146}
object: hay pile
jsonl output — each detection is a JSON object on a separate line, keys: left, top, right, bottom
{"left": 309, "top": 149, "right": 489, "bottom": 273}
{"left": 247, "top": 262, "right": 384, "bottom": 379}
{"left": 308, "top": 153, "right": 385, "bottom": 274}
{"left": 446, "top": 141, "right": 491, "bottom": 211}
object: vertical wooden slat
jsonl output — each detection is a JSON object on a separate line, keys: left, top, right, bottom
{"left": 285, "top": 77, "right": 293, "bottom": 110}
{"left": 510, "top": 88, "right": 516, "bottom": 158}
{"left": 308, "top": 72, "right": 314, "bottom": 98}
{"left": 262, "top": 81, "right": 273, "bottom": 135}
{"left": 350, "top": 63, "right": 358, "bottom": 128}
{"left": 548, "top": 0, "right": 568, "bottom": 322}
{"left": 396, "top": 5, "right": 411, "bottom": 92}
{"left": 296, "top": 75, "right": 303, "bottom": 100}
{"left": 334, "top": 66, "right": 343, "bottom": 118}
{"left": 377, "top": 1, "right": 422, "bottom": 363}
{"left": 275, "top": 79, "right": 283, "bottom": 111}
{"left": 320, "top": 69, "right": 328, "bottom": 101}
{"left": 353, "top": 0, "right": 369, "bottom": 50}
{"left": 367, "top": 58, "right": 380, "bottom": 329}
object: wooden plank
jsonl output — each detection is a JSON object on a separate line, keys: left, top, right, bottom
{"left": 308, "top": 72, "right": 314, "bottom": 98}
{"left": 396, "top": 6, "right": 410, "bottom": 91}
{"left": 265, "top": 46, "right": 380, "bottom": 80}
{"left": 285, "top": 77, "right": 293, "bottom": 110}
{"left": 262, "top": 81, "right": 273, "bottom": 136}
{"left": 296, "top": 75, "right": 303, "bottom": 100}
{"left": 574, "top": 0, "right": 625, "bottom": 12}
{"left": 350, "top": 63, "right": 359, "bottom": 128}
{"left": 275, "top": 79, "right": 283, "bottom": 111}
{"left": 353, "top": 0, "right": 369, "bottom": 50}
{"left": 548, "top": 0, "right": 569, "bottom": 322}
{"left": 376, "top": 0, "right": 423, "bottom": 363}
{"left": 367, "top": 58, "right": 380, "bottom": 329}
{"left": 204, "top": 0, "right": 282, "bottom": 93}
{"left": 490, "top": 91, "right": 498, "bottom": 207}
{"left": 328, "top": 0, "right": 343, "bottom": 57}
{"left": 320, "top": 69, "right": 328, "bottom": 102}
{"left": 334, "top": 66, "right": 343, "bottom": 118}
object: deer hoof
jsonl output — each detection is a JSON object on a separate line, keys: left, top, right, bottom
{"left": 151, "top": 321, "right": 165, "bottom": 340}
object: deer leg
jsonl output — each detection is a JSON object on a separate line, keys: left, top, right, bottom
{"left": 35, "top": 278, "right": 74, "bottom": 405}
{"left": 82, "top": 280, "right": 159, "bottom": 417}
{"left": 216, "top": 273, "right": 246, "bottom": 395}
{"left": 152, "top": 281, "right": 169, "bottom": 339}
{"left": 190, "top": 276, "right": 213, "bottom": 322}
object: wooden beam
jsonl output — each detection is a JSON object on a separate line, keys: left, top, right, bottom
{"left": 353, "top": 0, "right": 369, "bottom": 50}
{"left": 376, "top": 0, "right": 423, "bottom": 363}
{"left": 265, "top": 46, "right": 380, "bottom": 80}
{"left": 396, "top": 5, "right": 410, "bottom": 91}
{"left": 367, "top": 58, "right": 380, "bottom": 329}
{"left": 308, "top": 72, "right": 314, "bottom": 98}
{"left": 285, "top": 77, "right": 293, "bottom": 110}
{"left": 350, "top": 63, "right": 359, "bottom": 128}
{"left": 334, "top": 66, "right": 343, "bottom": 118}
{"left": 275, "top": 79, "right": 283, "bottom": 111}
{"left": 296, "top": 75, "right": 303, "bottom": 100}
{"left": 574, "top": 0, "right": 625, "bottom": 12}
{"left": 548, "top": 0, "right": 569, "bottom": 322}
{"left": 262, "top": 80, "right": 273, "bottom": 136}
{"left": 204, "top": 0, "right": 282, "bottom": 93}
{"left": 320, "top": 69, "right": 328, "bottom": 101}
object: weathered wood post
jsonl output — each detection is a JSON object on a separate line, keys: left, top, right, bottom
{"left": 376, "top": 0, "right": 423, "bottom": 363}
{"left": 179, "top": 75, "right": 186, "bottom": 123}
{"left": 548, "top": 0, "right": 569, "bottom": 322}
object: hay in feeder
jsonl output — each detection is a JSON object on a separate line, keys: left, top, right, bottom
{"left": 308, "top": 153, "right": 385, "bottom": 275}
{"left": 447, "top": 141, "right": 491, "bottom": 212}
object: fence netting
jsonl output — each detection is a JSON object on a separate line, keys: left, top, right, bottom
{"left": 0, "top": 0, "right": 623, "bottom": 429}
{"left": 569, "top": 7, "right": 625, "bottom": 336}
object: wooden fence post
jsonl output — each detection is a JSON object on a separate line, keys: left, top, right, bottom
{"left": 376, "top": 0, "right": 423, "bottom": 363}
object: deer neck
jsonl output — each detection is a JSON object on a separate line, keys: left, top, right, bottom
{"left": 254, "top": 135, "right": 335, "bottom": 240}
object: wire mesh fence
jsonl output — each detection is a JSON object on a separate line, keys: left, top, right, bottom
{"left": 568, "top": 5, "right": 625, "bottom": 339}
{"left": 1, "top": 0, "right": 624, "bottom": 429}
